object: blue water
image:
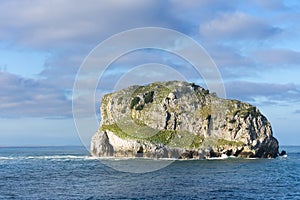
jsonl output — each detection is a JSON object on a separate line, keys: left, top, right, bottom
{"left": 0, "top": 146, "right": 299, "bottom": 199}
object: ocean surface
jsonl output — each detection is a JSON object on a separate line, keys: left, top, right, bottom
{"left": 0, "top": 146, "right": 299, "bottom": 199}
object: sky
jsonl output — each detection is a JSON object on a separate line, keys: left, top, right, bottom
{"left": 0, "top": 0, "right": 300, "bottom": 146}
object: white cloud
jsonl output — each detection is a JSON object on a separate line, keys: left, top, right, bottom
{"left": 199, "top": 12, "right": 280, "bottom": 40}
{"left": 0, "top": 0, "right": 173, "bottom": 49}
{"left": 253, "top": 0, "right": 286, "bottom": 10}
{"left": 0, "top": 72, "right": 71, "bottom": 118}
{"left": 252, "top": 48, "right": 300, "bottom": 66}
{"left": 206, "top": 44, "right": 254, "bottom": 68}
{"left": 0, "top": 0, "right": 299, "bottom": 120}
{"left": 226, "top": 81, "right": 300, "bottom": 104}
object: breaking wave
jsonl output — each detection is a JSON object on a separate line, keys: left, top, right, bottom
{"left": 0, "top": 155, "right": 96, "bottom": 161}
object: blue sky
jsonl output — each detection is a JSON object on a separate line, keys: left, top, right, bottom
{"left": 0, "top": 0, "right": 300, "bottom": 146}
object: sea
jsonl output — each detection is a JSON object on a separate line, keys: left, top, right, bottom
{"left": 0, "top": 146, "right": 299, "bottom": 199}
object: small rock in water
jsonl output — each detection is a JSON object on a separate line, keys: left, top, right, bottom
{"left": 279, "top": 150, "right": 287, "bottom": 156}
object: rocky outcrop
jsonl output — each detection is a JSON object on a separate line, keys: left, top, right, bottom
{"left": 91, "top": 81, "right": 279, "bottom": 159}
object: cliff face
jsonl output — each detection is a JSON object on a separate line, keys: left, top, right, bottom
{"left": 91, "top": 81, "right": 279, "bottom": 159}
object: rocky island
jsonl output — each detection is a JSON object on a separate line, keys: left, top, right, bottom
{"left": 91, "top": 81, "right": 279, "bottom": 159}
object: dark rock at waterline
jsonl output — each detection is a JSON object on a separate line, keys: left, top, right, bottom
{"left": 279, "top": 150, "right": 287, "bottom": 156}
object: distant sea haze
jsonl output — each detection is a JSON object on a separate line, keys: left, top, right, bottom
{"left": 0, "top": 146, "right": 299, "bottom": 199}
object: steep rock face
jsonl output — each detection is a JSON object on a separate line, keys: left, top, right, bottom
{"left": 91, "top": 81, "right": 279, "bottom": 159}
